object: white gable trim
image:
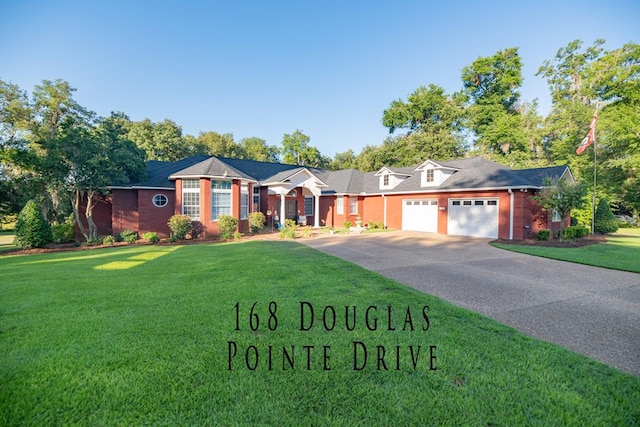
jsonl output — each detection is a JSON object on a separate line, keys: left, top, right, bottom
{"left": 415, "top": 160, "right": 460, "bottom": 172}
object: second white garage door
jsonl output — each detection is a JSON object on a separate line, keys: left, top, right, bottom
{"left": 402, "top": 199, "right": 438, "bottom": 233}
{"left": 448, "top": 198, "right": 499, "bottom": 238}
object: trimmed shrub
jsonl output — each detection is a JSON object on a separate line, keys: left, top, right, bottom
{"left": 14, "top": 200, "right": 52, "bottom": 249}
{"left": 51, "top": 222, "right": 75, "bottom": 243}
{"left": 102, "top": 235, "right": 116, "bottom": 245}
{"left": 233, "top": 231, "right": 242, "bottom": 240}
{"left": 344, "top": 221, "right": 352, "bottom": 229}
{"left": 142, "top": 231, "right": 160, "bottom": 243}
{"left": 536, "top": 229, "right": 550, "bottom": 241}
{"left": 594, "top": 198, "right": 619, "bottom": 234}
{"left": 168, "top": 214, "right": 193, "bottom": 240}
{"left": 190, "top": 221, "right": 204, "bottom": 239}
{"left": 218, "top": 215, "right": 238, "bottom": 239}
{"left": 248, "top": 211, "right": 266, "bottom": 233}
{"left": 119, "top": 229, "right": 138, "bottom": 244}
{"left": 279, "top": 219, "right": 297, "bottom": 239}
{"left": 561, "top": 225, "right": 589, "bottom": 240}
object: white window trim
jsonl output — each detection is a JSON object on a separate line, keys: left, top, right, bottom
{"left": 552, "top": 209, "right": 562, "bottom": 222}
{"left": 253, "top": 186, "right": 260, "bottom": 212}
{"left": 337, "top": 196, "right": 344, "bottom": 215}
{"left": 349, "top": 197, "right": 358, "bottom": 215}
{"left": 211, "top": 180, "right": 232, "bottom": 221}
{"left": 240, "top": 184, "right": 249, "bottom": 220}
{"left": 182, "top": 179, "right": 200, "bottom": 220}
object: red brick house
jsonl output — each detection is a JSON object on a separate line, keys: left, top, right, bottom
{"left": 86, "top": 155, "right": 572, "bottom": 241}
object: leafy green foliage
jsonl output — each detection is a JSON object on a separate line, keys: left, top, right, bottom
{"left": 594, "top": 198, "right": 619, "bottom": 234}
{"left": 279, "top": 218, "right": 296, "bottom": 238}
{"left": 168, "top": 215, "right": 193, "bottom": 240}
{"left": 119, "top": 229, "right": 138, "bottom": 244}
{"left": 561, "top": 225, "right": 590, "bottom": 240}
{"left": 533, "top": 178, "right": 587, "bottom": 232}
{"left": 536, "top": 229, "right": 550, "bottom": 241}
{"left": 381, "top": 84, "right": 465, "bottom": 162}
{"left": 14, "top": 200, "right": 52, "bottom": 249}
{"left": 102, "top": 235, "right": 116, "bottom": 245}
{"left": 248, "top": 211, "right": 266, "bottom": 233}
{"left": 281, "top": 130, "right": 328, "bottom": 167}
{"left": 142, "top": 231, "right": 159, "bottom": 243}
{"left": 51, "top": 221, "right": 75, "bottom": 243}
{"left": 218, "top": 215, "right": 238, "bottom": 239}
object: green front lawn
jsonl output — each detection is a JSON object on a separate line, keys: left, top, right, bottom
{"left": 1, "top": 242, "right": 638, "bottom": 425}
{"left": 492, "top": 229, "right": 640, "bottom": 273}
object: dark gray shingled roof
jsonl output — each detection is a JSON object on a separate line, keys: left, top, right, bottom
{"left": 170, "top": 156, "right": 255, "bottom": 181}
{"left": 322, "top": 169, "right": 364, "bottom": 194}
{"left": 512, "top": 165, "right": 571, "bottom": 187}
{"left": 216, "top": 157, "right": 302, "bottom": 181}
{"left": 115, "top": 155, "right": 211, "bottom": 188}
{"left": 114, "top": 155, "right": 570, "bottom": 193}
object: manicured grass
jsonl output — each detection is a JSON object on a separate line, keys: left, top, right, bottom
{"left": 1, "top": 242, "right": 638, "bottom": 425}
{"left": 492, "top": 229, "right": 640, "bottom": 273}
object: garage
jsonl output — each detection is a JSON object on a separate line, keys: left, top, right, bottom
{"left": 402, "top": 199, "right": 438, "bottom": 232}
{"left": 448, "top": 198, "right": 499, "bottom": 238}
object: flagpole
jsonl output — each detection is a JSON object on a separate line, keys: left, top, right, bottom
{"left": 592, "top": 128, "right": 596, "bottom": 235}
{"left": 591, "top": 103, "right": 599, "bottom": 235}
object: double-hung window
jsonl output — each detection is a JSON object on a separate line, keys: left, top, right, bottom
{"left": 337, "top": 196, "right": 344, "bottom": 214}
{"left": 182, "top": 179, "right": 200, "bottom": 220}
{"left": 253, "top": 186, "right": 260, "bottom": 212}
{"left": 304, "top": 196, "right": 313, "bottom": 215}
{"left": 212, "top": 180, "right": 232, "bottom": 220}
{"left": 349, "top": 197, "right": 358, "bottom": 215}
{"left": 240, "top": 184, "right": 249, "bottom": 220}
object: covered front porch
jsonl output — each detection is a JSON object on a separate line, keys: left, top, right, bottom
{"left": 261, "top": 168, "right": 327, "bottom": 228}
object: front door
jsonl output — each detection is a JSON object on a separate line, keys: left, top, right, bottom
{"left": 286, "top": 200, "right": 297, "bottom": 220}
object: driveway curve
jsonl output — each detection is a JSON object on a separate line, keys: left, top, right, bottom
{"left": 301, "top": 231, "right": 640, "bottom": 376}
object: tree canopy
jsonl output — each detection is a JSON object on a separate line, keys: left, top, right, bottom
{"left": 1, "top": 38, "right": 638, "bottom": 227}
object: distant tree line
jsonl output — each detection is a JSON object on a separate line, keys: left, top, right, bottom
{"left": 1, "top": 39, "right": 638, "bottom": 234}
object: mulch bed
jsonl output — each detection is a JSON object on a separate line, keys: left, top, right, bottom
{"left": 493, "top": 234, "right": 607, "bottom": 248}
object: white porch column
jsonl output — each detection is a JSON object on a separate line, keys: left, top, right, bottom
{"left": 314, "top": 194, "right": 320, "bottom": 228}
{"left": 279, "top": 193, "right": 286, "bottom": 228}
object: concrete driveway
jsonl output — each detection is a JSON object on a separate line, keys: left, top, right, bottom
{"left": 301, "top": 231, "right": 640, "bottom": 376}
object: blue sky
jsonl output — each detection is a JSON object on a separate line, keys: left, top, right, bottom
{"left": 1, "top": 1, "right": 638, "bottom": 157}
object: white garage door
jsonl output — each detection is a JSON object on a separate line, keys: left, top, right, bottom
{"left": 402, "top": 199, "right": 438, "bottom": 233}
{"left": 448, "top": 199, "right": 499, "bottom": 238}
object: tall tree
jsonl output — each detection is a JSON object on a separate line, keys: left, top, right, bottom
{"left": 28, "top": 79, "right": 94, "bottom": 221}
{"left": 329, "top": 149, "right": 356, "bottom": 170}
{"left": 280, "top": 130, "right": 327, "bottom": 167}
{"left": 381, "top": 84, "right": 466, "bottom": 163}
{"left": 64, "top": 113, "right": 146, "bottom": 241}
{"left": 239, "top": 136, "right": 279, "bottom": 162}
{"left": 126, "top": 118, "right": 190, "bottom": 161}
{"left": 461, "top": 47, "right": 528, "bottom": 157}
{"left": 196, "top": 131, "right": 244, "bottom": 158}
{"left": 537, "top": 40, "right": 640, "bottom": 221}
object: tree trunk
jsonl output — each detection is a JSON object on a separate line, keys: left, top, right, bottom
{"left": 85, "top": 190, "right": 98, "bottom": 241}
{"left": 72, "top": 190, "right": 89, "bottom": 242}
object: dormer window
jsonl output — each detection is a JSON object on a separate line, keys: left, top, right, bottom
{"left": 415, "top": 160, "right": 459, "bottom": 188}
{"left": 426, "top": 169, "right": 434, "bottom": 183}
{"left": 375, "top": 167, "right": 411, "bottom": 190}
